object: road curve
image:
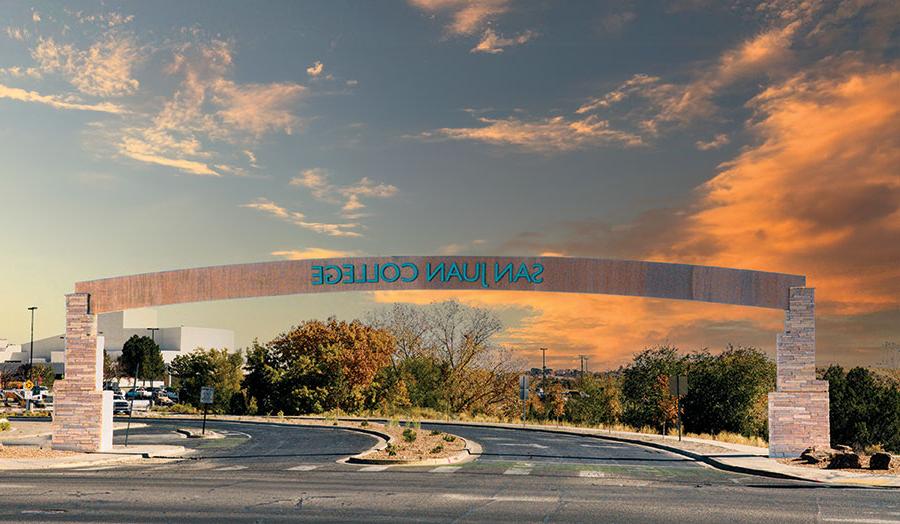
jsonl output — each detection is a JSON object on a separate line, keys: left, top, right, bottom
{"left": 0, "top": 419, "right": 897, "bottom": 523}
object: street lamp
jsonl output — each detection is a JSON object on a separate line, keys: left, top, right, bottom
{"left": 27, "top": 306, "right": 37, "bottom": 380}
{"left": 540, "top": 347, "right": 548, "bottom": 396}
{"left": 147, "top": 327, "right": 159, "bottom": 343}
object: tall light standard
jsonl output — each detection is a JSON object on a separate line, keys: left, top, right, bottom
{"left": 27, "top": 306, "right": 37, "bottom": 381}
{"left": 147, "top": 327, "right": 159, "bottom": 343}
{"left": 540, "top": 347, "right": 548, "bottom": 396}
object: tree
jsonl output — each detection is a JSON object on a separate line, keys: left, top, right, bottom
{"left": 118, "top": 335, "right": 166, "bottom": 385}
{"left": 103, "top": 351, "right": 122, "bottom": 381}
{"left": 566, "top": 374, "right": 621, "bottom": 426}
{"left": 245, "top": 318, "right": 395, "bottom": 415}
{"left": 681, "top": 346, "right": 775, "bottom": 437}
{"left": 621, "top": 346, "right": 686, "bottom": 432}
{"left": 28, "top": 363, "right": 55, "bottom": 389}
{"left": 169, "top": 348, "right": 244, "bottom": 413}
{"left": 373, "top": 300, "right": 519, "bottom": 414}
{"left": 547, "top": 381, "right": 566, "bottom": 423}
{"left": 824, "top": 365, "right": 900, "bottom": 452}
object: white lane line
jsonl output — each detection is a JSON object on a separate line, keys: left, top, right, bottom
{"left": 822, "top": 518, "right": 900, "bottom": 524}
{"left": 430, "top": 466, "right": 462, "bottom": 473}
{"left": 444, "top": 494, "right": 556, "bottom": 503}
{"left": 287, "top": 465, "right": 319, "bottom": 471}
{"left": 497, "top": 443, "right": 548, "bottom": 449}
{"left": 580, "top": 444, "right": 619, "bottom": 449}
{"left": 503, "top": 467, "right": 532, "bottom": 475}
{"left": 358, "top": 465, "right": 390, "bottom": 472}
{"left": 578, "top": 471, "right": 606, "bottom": 478}
{"left": 69, "top": 466, "right": 121, "bottom": 472}
{"left": 214, "top": 465, "right": 247, "bottom": 471}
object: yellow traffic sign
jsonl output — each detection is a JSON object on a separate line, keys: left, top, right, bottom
{"left": 23, "top": 380, "right": 33, "bottom": 390}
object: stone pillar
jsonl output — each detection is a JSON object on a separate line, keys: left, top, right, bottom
{"left": 51, "top": 293, "right": 113, "bottom": 452}
{"left": 767, "top": 287, "right": 830, "bottom": 457}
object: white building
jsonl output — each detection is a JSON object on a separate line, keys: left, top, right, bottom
{"left": 2, "top": 309, "right": 234, "bottom": 376}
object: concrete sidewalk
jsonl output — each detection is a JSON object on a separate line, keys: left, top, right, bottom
{"left": 0, "top": 444, "right": 186, "bottom": 471}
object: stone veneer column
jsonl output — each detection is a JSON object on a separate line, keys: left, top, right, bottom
{"left": 51, "top": 293, "right": 112, "bottom": 452}
{"left": 767, "top": 287, "right": 830, "bottom": 457}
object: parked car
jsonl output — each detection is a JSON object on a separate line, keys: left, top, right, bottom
{"left": 113, "top": 394, "right": 131, "bottom": 415}
{"left": 124, "top": 388, "right": 152, "bottom": 400}
{"left": 165, "top": 389, "right": 179, "bottom": 403}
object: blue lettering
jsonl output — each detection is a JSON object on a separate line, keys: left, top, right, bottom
{"left": 512, "top": 263, "right": 531, "bottom": 283}
{"left": 531, "top": 263, "right": 544, "bottom": 284}
{"left": 426, "top": 262, "right": 444, "bottom": 282}
{"left": 342, "top": 264, "right": 356, "bottom": 284}
{"left": 324, "top": 265, "right": 342, "bottom": 284}
{"left": 368, "top": 264, "right": 380, "bottom": 283}
{"left": 401, "top": 263, "right": 418, "bottom": 283}
{"left": 311, "top": 265, "right": 324, "bottom": 285}
{"left": 445, "top": 262, "right": 462, "bottom": 282}
{"left": 495, "top": 262, "right": 514, "bottom": 283}
{"left": 381, "top": 263, "right": 401, "bottom": 283}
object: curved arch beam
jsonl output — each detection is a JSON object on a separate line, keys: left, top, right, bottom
{"left": 74, "top": 256, "right": 804, "bottom": 314}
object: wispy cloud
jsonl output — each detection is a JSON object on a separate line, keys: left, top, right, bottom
{"left": 695, "top": 133, "right": 730, "bottom": 151}
{"left": 408, "top": 0, "right": 511, "bottom": 35}
{"left": 271, "top": 247, "right": 362, "bottom": 260}
{"left": 115, "top": 37, "right": 304, "bottom": 176}
{"left": 0, "top": 83, "right": 126, "bottom": 113}
{"left": 290, "top": 168, "right": 398, "bottom": 217}
{"left": 421, "top": 114, "right": 643, "bottom": 152}
{"left": 306, "top": 61, "right": 324, "bottom": 77}
{"left": 470, "top": 29, "right": 536, "bottom": 54}
{"left": 31, "top": 34, "right": 141, "bottom": 97}
{"left": 242, "top": 198, "right": 362, "bottom": 237}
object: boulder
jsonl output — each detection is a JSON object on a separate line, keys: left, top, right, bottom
{"left": 833, "top": 444, "right": 853, "bottom": 452}
{"left": 869, "top": 452, "right": 894, "bottom": 470}
{"left": 799, "top": 447, "right": 831, "bottom": 464}
{"left": 827, "top": 452, "right": 862, "bottom": 470}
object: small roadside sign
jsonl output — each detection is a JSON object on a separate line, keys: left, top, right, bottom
{"left": 519, "top": 375, "right": 530, "bottom": 401}
{"left": 667, "top": 375, "right": 688, "bottom": 397}
{"left": 24, "top": 388, "right": 33, "bottom": 400}
{"left": 200, "top": 387, "right": 215, "bottom": 405}
{"left": 23, "top": 380, "right": 34, "bottom": 390}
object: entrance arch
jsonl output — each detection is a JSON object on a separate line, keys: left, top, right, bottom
{"left": 52, "top": 256, "right": 829, "bottom": 457}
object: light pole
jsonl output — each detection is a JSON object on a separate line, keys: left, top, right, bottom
{"left": 540, "top": 347, "right": 548, "bottom": 396}
{"left": 27, "top": 306, "right": 37, "bottom": 380}
{"left": 147, "top": 327, "right": 159, "bottom": 343}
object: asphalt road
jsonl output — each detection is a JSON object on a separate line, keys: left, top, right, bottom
{"left": 0, "top": 419, "right": 898, "bottom": 523}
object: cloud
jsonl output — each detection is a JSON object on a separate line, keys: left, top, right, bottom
{"left": 470, "top": 29, "right": 536, "bottom": 54}
{"left": 32, "top": 35, "right": 141, "bottom": 97}
{"left": 32, "top": 12, "right": 41, "bottom": 23}
{"left": 408, "top": 0, "right": 511, "bottom": 35}
{"left": 5, "top": 27, "right": 29, "bottom": 41}
{"left": 271, "top": 247, "right": 362, "bottom": 260}
{"left": 0, "top": 66, "right": 42, "bottom": 79}
{"left": 114, "top": 37, "right": 304, "bottom": 176}
{"left": 242, "top": 198, "right": 362, "bottom": 237}
{"left": 290, "top": 168, "right": 398, "bottom": 217}
{"left": 0, "top": 83, "right": 126, "bottom": 113}
{"left": 212, "top": 79, "right": 305, "bottom": 136}
{"left": 421, "top": 114, "right": 643, "bottom": 152}
{"left": 306, "top": 61, "right": 324, "bottom": 77}
{"left": 695, "top": 133, "right": 730, "bottom": 150}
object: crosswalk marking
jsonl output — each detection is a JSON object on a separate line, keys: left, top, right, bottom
{"left": 287, "top": 465, "right": 319, "bottom": 471}
{"left": 214, "top": 465, "right": 247, "bottom": 471}
{"left": 429, "top": 466, "right": 461, "bottom": 473}
{"left": 358, "top": 465, "right": 390, "bottom": 472}
{"left": 503, "top": 467, "right": 532, "bottom": 475}
{"left": 579, "top": 470, "right": 606, "bottom": 478}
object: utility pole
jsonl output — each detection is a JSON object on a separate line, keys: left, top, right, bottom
{"left": 540, "top": 347, "right": 548, "bottom": 395}
{"left": 578, "top": 355, "right": 587, "bottom": 380}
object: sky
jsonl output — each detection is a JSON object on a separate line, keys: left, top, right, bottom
{"left": 1, "top": 1, "right": 898, "bottom": 371}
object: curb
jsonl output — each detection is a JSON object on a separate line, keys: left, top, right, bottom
{"left": 175, "top": 428, "right": 224, "bottom": 439}
{"left": 345, "top": 436, "right": 482, "bottom": 466}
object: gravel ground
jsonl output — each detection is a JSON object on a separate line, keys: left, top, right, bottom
{"left": 0, "top": 446, "right": 76, "bottom": 459}
{"left": 780, "top": 454, "right": 900, "bottom": 474}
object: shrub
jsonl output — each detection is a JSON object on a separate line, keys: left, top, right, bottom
{"left": 386, "top": 443, "right": 398, "bottom": 456}
{"left": 360, "top": 420, "right": 369, "bottom": 427}
{"left": 167, "top": 403, "right": 199, "bottom": 414}
{"left": 0, "top": 419, "right": 10, "bottom": 432}
{"left": 402, "top": 428, "right": 417, "bottom": 443}
{"left": 430, "top": 429, "right": 441, "bottom": 436}
{"left": 442, "top": 434, "right": 456, "bottom": 442}
{"left": 430, "top": 444, "right": 444, "bottom": 454}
